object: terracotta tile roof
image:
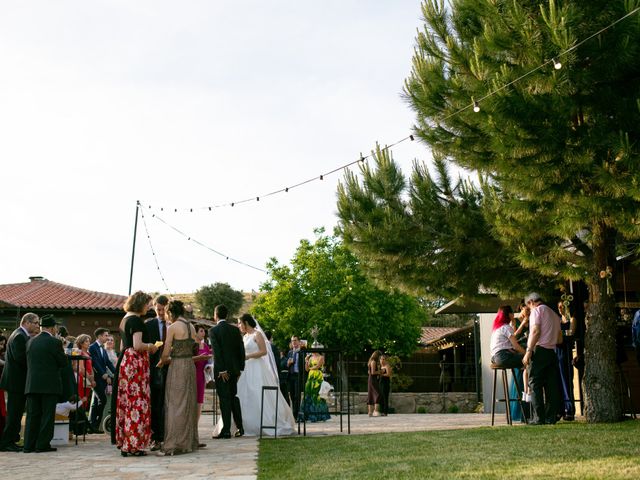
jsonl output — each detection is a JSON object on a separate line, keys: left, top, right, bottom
{"left": 420, "top": 326, "right": 473, "bottom": 346}
{"left": 0, "top": 278, "right": 126, "bottom": 311}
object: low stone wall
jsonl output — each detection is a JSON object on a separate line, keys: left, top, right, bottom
{"left": 205, "top": 390, "right": 480, "bottom": 414}
{"left": 346, "top": 392, "right": 480, "bottom": 414}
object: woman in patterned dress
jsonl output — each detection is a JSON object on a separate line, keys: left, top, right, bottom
{"left": 114, "top": 291, "right": 158, "bottom": 457}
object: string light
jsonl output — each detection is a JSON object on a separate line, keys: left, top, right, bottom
{"left": 139, "top": 207, "right": 173, "bottom": 294}
{"left": 145, "top": 209, "right": 267, "bottom": 273}
{"left": 140, "top": 6, "right": 639, "bottom": 216}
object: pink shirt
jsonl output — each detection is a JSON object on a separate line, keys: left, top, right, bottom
{"left": 528, "top": 304, "right": 561, "bottom": 349}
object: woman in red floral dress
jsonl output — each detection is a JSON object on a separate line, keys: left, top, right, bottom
{"left": 114, "top": 291, "right": 158, "bottom": 457}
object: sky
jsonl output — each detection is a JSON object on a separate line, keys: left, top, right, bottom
{"left": 0, "top": 0, "right": 431, "bottom": 296}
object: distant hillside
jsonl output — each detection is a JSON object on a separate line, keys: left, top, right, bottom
{"left": 171, "top": 291, "right": 262, "bottom": 319}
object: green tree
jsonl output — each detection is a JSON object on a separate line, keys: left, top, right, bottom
{"left": 194, "top": 282, "right": 244, "bottom": 318}
{"left": 340, "top": 0, "right": 640, "bottom": 422}
{"left": 337, "top": 147, "right": 546, "bottom": 299}
{"left": 251, "top": 229, "right": 425, "bottom": 357}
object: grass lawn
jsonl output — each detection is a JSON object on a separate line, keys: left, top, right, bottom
{"left": 257, "top": 420, "right": 640, "bottom": 479}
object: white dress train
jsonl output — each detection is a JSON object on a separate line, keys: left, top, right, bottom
{"left": 213, "top": 332, "right": 295, "bottom": 436}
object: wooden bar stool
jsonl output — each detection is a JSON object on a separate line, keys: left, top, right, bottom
{"left": 490, "top": 363, "right": 527, "bottom": 426}
{"left": 260, "top": 386, "right": 279, "bottom": 438}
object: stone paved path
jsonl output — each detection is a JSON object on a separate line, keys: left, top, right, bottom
{"left": 0, "top": 412, "right": 526, "bottom": 479}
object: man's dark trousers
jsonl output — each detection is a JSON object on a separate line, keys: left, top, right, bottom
{"left": 528, "top": 346, "right": 560, "bottom": 424}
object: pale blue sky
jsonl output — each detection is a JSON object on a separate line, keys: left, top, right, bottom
{"left": 0, "top": 1, "right": 430, "bottom": 296}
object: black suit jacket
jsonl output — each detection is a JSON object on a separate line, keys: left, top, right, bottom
{"left": 145, "top": 317, "right": 165, "bottom": 385}
{"left": 88, "top": 341, "right": 115, "bottom": 390}
{"left": 25, "top": 332, "right": 68, "bottom": 396}
{"left": 287, "top": 348, "right": 305, "bottom": 377}
{"left": 209, "top": 320, "right": 245, "bottom": 376}
{"left": 0, "top": 327, "right": 30, "bottom": 393}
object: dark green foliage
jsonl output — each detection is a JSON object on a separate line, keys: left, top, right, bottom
{"left": 194, "top": 282, "right": 244, "bottom": 318}
{"left": 337, "top": 146, "right": 544, "bottom": 299}
{"left": 251, "top": 229, "right": 425, "bottom": 356}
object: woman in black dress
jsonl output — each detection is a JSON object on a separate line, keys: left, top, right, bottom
{"left": 367, "top": 350, "right": 381, "bottom": 417}
{"left": 112, "top": 291, "right": 158, "bottom": 457}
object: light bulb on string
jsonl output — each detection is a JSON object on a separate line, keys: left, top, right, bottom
{"left": 552, "top": 58, "right": 562, "bottom": 70}
{"left": 473, "top": 100, "right": 480, "bottom": 113}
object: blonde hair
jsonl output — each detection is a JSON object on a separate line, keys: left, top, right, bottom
{"left": 123, "top": 291, "right": 152, "bottom": 314}
{"left": 75, "top": 334, "right": 91, "bottom": 348}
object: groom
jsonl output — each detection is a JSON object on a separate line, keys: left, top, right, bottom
{"left": 209, "top": 304, "right": 245, "bottom": 439}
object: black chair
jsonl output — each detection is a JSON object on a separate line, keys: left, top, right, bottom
{"left": 260, "top": 386, "right": 279, "bottom": 438}
{"left": 490, "top": 363, "right": 528, "bottom": 426}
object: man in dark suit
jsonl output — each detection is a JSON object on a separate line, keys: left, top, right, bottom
{"left": 23, "top": 314, "right": 68, "bottom": 453}
{"left": 88, "top": 327, "right": 116, "bottom": 432}
{"left": 209, "top": 304, "right": 245, "bottom": 439}
{"left": 145, "top": 294, "right": 169, "bottom": 451}
{"left": 286, "top": 335, "right": 305, "bottom": 420}
{"left": 0, "top": 313, "right": 40, "bottom": 452}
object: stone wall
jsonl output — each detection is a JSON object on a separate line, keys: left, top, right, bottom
{"left": 204, "top": 390, "right": 480, "bottom": 414}
{"left": 344, "top": 392, "right": 480, "bottom": 414}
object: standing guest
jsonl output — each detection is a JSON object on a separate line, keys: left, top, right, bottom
{"left": 556, "top": 301, "right": 576, "bottom": 421}
{"left": 194, "top": 325, "right": 213, "bottom": 423}
{"left": 522, "top": 292, "right": 562, "bottom": 425}
{"left": 74, "top": 335, "right": 96, "bottom": 411}
{"left": 88, "top": 328, "right": 114, "bottom": 432}
{"left": 379, "top": 354, "right": 393, "bottom": 416}
{"left": 209, "top": 304, "right": 245, "bottom": 439}
{"left": 0, "top": 334, "right": 7, "bottom": 439}
{"left": 278, "top": 350, "right": 290, "bottom": 404}
{"left": 0, "top": 313, "right": 40, "bottom": 452}
{"left": 114, "top": 291, "right": 157, "bottom": 457}
{"left": 105, "top": 335, "right": 118, "bottom": 368}
{"left": 145, "top": 294, "right": 169, "bottom": 452}
{"left": 286, "top": 336, "right": 304, "bottom": 419}
{"left": 367, "top": 350, "right": 382, "bottom": 417}
{"left": 301, "top": 351, "right": 330, "bottom": 422}
{"left": 158, "top": 300, "right": 200, "bottom": 455}
{"left": 23, "top": 314, "right": 68, "bottom": 453}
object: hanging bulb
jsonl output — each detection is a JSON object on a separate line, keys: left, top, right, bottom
{"left": 285, "top": 187, "right": 289, "bottom": 193}
{"left": 473, "top": 100, "right": 480, "bottom": 113}
{"left": 256, "top": 196, "right": 260, "bottom": 201}
{"left": 409, "top": 135, "right": 414, "bottom": 141}
{"left": 552, "top": 58, "right": 562, "bottom": 70}
{"left": 320, "top": 175, "right": 324, "bottom": 180}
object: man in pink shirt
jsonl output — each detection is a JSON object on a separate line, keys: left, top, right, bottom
{"left": 522, "top": 292, "right": 562, "bottom": 425}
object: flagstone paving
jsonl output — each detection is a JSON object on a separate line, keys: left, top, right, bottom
{"left": 0, "top": 412, "right": 529, "bottom": 479}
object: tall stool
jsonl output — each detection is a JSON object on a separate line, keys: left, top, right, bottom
{"left": 260, "top": 386, "right": 279, "bottom": 438}
{"left": 490, "top": 364, "right": 528, "bottom": 426}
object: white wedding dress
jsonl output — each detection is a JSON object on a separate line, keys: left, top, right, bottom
{"left": 213, "top": 331, "right": 295, "bottom": 437}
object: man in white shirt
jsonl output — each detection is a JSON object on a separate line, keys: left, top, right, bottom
{"left": 522, "top": 292, "right": 562, "bottom": 425}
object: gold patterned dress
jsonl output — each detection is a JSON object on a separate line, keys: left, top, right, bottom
{"left": 162, "top": 334, "right": 199, "bottom": 454}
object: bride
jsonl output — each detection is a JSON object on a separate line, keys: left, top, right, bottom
{"left": 214, "top": 314, "right": 295, "bottom": 437}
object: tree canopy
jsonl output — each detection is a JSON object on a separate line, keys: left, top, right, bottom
{"left": 251, "top": 229, "right": 425, "bottom": 357}
{"left": 194, "top": 282, "right": 244, "bottom": 318}
{"left": 338, "top": 0, "right": 640, "bottom": 422}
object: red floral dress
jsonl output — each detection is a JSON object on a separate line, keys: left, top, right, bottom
{"left": 115, "top": 315, "right": 151, "bottom": 454}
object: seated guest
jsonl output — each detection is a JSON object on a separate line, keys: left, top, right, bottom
{"left": 490, "top": 305, "right": 525, "bottom": 368}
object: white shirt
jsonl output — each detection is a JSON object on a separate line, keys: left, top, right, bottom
{"left": 490, "top": 324, "right": 515, "bottom": 357}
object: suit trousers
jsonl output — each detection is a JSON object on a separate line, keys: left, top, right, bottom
{"left": 90, "top": 383, "right": 107, "bottom": 429}
{"left": 528, "top": 346, "right": 560, "bottom": 424}
{"left": 216, "top": 373, "right": 243, "bottom": 435}
{"left": 24, "top": 393, "right": 58, "bottom": 451}
{"left": 288, "top": 373, "right": 301, "bottom": 419}
{"left": 149, "top": 382, "right": 165, "bottom": 441}
{"left": 0, "top": 391, "right": 26, "bottom": 447}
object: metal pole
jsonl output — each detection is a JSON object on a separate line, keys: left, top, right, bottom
{"left": 474, "top": 317, "right": 481, "bottom": 403}
{"left": 128, "top": 201, "right": 140, "bottom": 295}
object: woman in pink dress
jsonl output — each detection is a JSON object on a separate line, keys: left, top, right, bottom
{"left": 194, "top": 325, "right": 212, "bottom": 422}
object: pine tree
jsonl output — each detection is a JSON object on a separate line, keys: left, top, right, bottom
{"left": 337, "top": 145, "right": 543, "bottom": 299}
{"left": 400, "top": 0, "right": 640, "bottom": 422}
